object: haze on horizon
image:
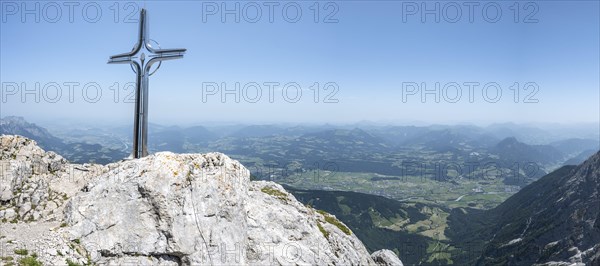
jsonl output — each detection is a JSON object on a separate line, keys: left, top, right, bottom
{"left": 1, "top": 1, "right": 599, "bottom": 126}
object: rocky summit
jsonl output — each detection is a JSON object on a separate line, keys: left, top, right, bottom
{"left": 0, "top": 135, "right": 402, "bottom": 265}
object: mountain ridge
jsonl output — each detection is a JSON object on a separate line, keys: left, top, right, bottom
{"left": 0, "top": 116, "right": 127, "bottom": 164}
{"left": 448, "top": 150, "right": 600, "bottom": 265}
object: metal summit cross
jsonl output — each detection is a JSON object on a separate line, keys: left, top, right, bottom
{"left": 108, "top": 9, "right": 186, "bottom": 158}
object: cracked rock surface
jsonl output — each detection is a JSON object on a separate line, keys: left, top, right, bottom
{"left": 1, "top": 135, "right": 402, "bottom": 265}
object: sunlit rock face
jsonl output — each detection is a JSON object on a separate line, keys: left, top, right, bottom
{"left": 0, "top": 135, "right": 401, "bottom": 265}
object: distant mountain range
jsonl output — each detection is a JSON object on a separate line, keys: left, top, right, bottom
{"left": 2, "top": 116, "right": 597, "bottom": 189}
{"left": 550, "top": 138, "right": 600, "bottom": 157}
{"left": 492, "top": 137, "right": 564, "bottom": 169}
{"left": 0, "top": 116, "right": 64, "bottom": 149}
{"left": 0, "top": 116, "right": 126, "bottom": 164}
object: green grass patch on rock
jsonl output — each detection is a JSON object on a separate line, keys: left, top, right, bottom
{"left": 17, "top": 256, "right": 42, "bottom": 266}
{"left": 13, "top": 249, "right": 28, "bottom": 255}
{"left": 317, "top": 222, "right": 329, "bottom": 239}
{"left": 261, "top": 187, "right": 288, "bottom": 201}
{"left": 317, "top": 210, "right": 352, "bottom": 235}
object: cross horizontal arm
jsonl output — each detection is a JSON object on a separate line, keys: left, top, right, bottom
{"left": 109, "top": 47, "right": 185, "bottom": 64}
{"left": 109, "top": 51, "right": 138, "bottom": 60}
{"left": 107, "top": 56, "right": 134, "bottom": 64}
{"left": 152, "top": 48, "right": 187, "bottom": 55}
{"left": 145, "top": 55, "right": 184, "bottom": 72}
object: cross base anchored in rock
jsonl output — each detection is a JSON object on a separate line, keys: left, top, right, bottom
{"left": 108, "top": 8, "right": 186, "bottom": 158}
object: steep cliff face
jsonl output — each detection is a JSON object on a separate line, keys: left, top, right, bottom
{"left": 477, "top": 150, "right": 600, "bottom": 265}
{"left": 0, "top": 135, "right": 402, "bottom": 265}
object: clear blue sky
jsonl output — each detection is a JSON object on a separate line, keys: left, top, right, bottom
{"left": 1, "top": 1, "right": 599, "bottom": 126}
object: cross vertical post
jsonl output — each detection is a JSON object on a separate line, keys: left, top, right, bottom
{"left": 108, "top": 8, "right": 186, "bottom": 158}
